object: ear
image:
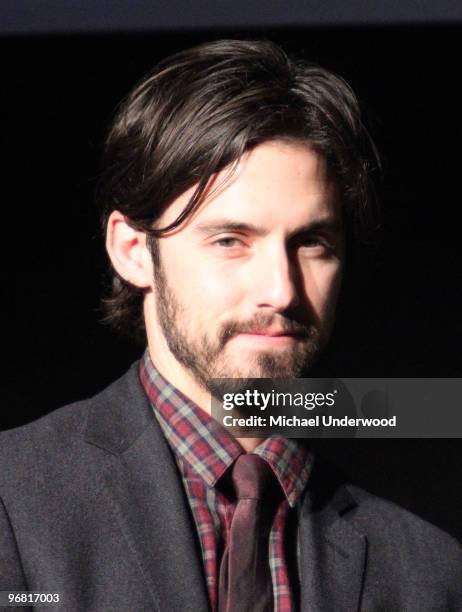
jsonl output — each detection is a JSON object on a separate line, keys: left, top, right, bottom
{"left": 105, "top": 211, "right": 153, "bottom": 289}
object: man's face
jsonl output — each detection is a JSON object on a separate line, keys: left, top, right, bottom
{"left": 148, "top": 140, "right": 344, "bottom": 391}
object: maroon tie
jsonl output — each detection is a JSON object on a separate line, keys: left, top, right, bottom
{"left": 218, "top": 453, "right": 281, "bottom": 612}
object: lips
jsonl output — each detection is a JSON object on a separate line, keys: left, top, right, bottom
{"left": 237, "top": 328, "right": 304, "bottom": 338}
{"left": 246, "top": 330, "right": 295, "bottom": 337}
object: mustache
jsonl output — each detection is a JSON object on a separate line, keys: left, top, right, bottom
{"left": 219, "top": 314, "right": 313, "bottom": 343}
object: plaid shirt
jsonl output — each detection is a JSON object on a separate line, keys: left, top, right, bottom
{"left": 139, "top": 350, "right": 313, "bottom": 612}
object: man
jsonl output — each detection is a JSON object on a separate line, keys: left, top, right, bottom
{"left": 0, "top": 39, "right": 461, "bottom": 612}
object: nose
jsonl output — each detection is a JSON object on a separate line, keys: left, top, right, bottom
{"left": 251, "top": 245, "right": 301, "bottom": 313}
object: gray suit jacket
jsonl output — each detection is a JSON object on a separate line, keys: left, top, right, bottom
{"left": 1, "top": 363, "right": 461, "bottom": 612}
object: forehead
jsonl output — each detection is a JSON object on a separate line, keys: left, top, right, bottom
{"left": 160, "top": 140, "right": 339, "bottom": 232}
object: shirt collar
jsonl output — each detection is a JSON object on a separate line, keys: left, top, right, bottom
{"left": 139, "top": 348, "right": 313, "bottom": 507}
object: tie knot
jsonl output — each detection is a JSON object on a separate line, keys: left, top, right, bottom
{"left": 231, "top": 454, "right": 275, "bottom": 500}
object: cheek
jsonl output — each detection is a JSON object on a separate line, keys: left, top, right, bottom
{"left": 166, "top": 249, "right": 242, "bottom": 315}
{"left": 301, "top": 260, "right": 343, "bottom": 316}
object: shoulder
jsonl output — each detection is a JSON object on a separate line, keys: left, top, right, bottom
{"left": 0, "top": 361, "right": 144, "bottom": 493}
{"left": 0, "top": 398, "right": 89, "bottom": 480}
{"left": 308, "top": 453, "right": 461, "bottom": 560}
{"left": 346, "top": 483, "right": 462, "bottom": 591}
{"left": 348, "top": 483, "right": 461, "bottom": 553}
{"left": 305, "top": 455, "right": 462, "bottom": 601}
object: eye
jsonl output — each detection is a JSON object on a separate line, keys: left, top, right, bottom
{"left": 300, "top": 236, "right": 324, "bottom": 247}
{"left": 295, "top": 234, "right": 329, "bottom": 249}
{"left": 294, "top": 233, "right": 336, "bottom": 257}
{"left": 213, "top": 236, "right": 244, "bottom": 248}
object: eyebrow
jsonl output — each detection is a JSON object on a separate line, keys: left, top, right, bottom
{"left": 192, "top": 220, "right": 267, "bottom": 237}
{"left": 192, "top": 217, "right": 342, "bottom": 238}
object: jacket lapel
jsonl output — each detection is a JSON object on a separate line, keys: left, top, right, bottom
{"left": 298, "top": 462, "right": 367, "bottom": 612}
{"left": 83, "top": 363, "right": 210, "bottom": 612}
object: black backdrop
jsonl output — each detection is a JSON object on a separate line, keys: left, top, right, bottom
{"left": 1, "top": 25, "right": 461, "bottom": 540}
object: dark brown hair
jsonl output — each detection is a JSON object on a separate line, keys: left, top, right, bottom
{"left": 98, "top": 38, "right": 379, "bottom": 340}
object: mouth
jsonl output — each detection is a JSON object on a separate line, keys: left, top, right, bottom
{"left": 234, "top": 330, "right": 303, "bottom": 344}
{"left": 240, "top": 326, "right": 307, "bottom": 337}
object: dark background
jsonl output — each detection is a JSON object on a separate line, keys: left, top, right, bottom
{"left": 1, "top": 22, "right": 461, "bottom": 540}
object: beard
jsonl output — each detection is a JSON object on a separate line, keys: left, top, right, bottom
{"left": 152, "top": 252, "right": 330, "bottom": 394}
